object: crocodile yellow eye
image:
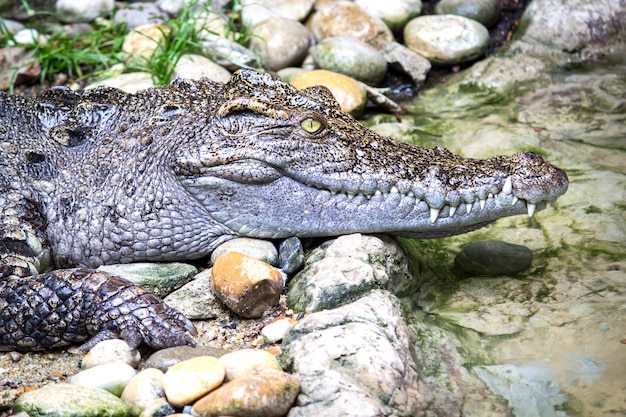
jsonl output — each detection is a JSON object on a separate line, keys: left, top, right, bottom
{"left": 301, "top": 118, "right": 323, "bottom": 134}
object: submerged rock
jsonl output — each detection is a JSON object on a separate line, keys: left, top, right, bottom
{"left": 455, "top": 240, "right": 533, "bottom": 276}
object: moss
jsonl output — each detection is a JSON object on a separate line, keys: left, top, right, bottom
{"left": 584, "top": 205, "right": 603, "bottom": 214}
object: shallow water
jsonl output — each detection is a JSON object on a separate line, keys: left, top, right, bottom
{"left": 385, "top": 63, "right": 626, "bottom": 416}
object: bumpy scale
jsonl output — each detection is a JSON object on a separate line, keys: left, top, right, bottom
{"left": 0, "top": 69, "right": 568, "bottom": 351}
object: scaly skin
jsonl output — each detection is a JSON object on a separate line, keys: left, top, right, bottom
{"left": 0, "top": 69, "right": 568, "bottom": 351}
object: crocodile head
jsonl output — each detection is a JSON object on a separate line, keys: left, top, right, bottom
{"left": 174, "top": 69, "right": 568, "bottom": 240}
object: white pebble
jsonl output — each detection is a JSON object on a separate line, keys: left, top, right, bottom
{"left": 262, "top": 318, "right": 293, "bottom": 343}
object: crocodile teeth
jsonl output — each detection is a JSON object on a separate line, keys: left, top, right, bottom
{"left": 390, "top": 186, "right": 399, "bottom": 194}
{"left": 502, "top": 176, "right": 513, "bottom": 194}
{"left": 449, "top": 206, "right": 457, "bottom": 217}
{"left": 374, "top": 190, "right": 382, "bottom": 197}
{"left": 430, "top": 207, "right": 440, "bottom": 223}
{"left": 479, "top": 198, "right": 486, "bottom": 210}
{"left": 512, "top": 196, "right": 519, "bottom": 205}
{"left": 527, "top": 202, "right": 536, "bottom": 217}
{"left": 546, "top": 201, "right": 552, "bottom": 209}
{"left": 466, "top": 202, "right": 473, "bottom": 214}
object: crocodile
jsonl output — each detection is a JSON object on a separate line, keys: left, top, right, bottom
{"left": 0, "top": 69, "right": 568, "bottom": 352}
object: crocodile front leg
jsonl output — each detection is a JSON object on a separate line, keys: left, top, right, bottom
{"left": 0, "top": 189, "right": 197, "bottom": 352}
{"left": 0, "top": 269, "right": 196, "bottom": 351}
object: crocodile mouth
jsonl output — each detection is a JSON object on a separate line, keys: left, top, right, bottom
{"left": 179, "top": 158, "right": 568, "bottom": 226}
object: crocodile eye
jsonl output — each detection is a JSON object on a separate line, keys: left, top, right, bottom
{"left": 301, "top": 118, "right": 323, "bottom": 134}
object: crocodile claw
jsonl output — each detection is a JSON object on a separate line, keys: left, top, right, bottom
{"left": 83, "top": 272, "right": 198, "bottom": 351}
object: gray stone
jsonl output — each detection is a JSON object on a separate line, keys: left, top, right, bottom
{"left": 455, "top": 240, "right": 533, "bottom": 276}
{"left": 278, "top": 237, "right": 305, "bottom": 276}
{"left": 435, "top": 0, "right": 500, "bottom": 28}
{"left": 98, "top": 262, "right": 197, "bottom": 298}
{"left": 404, "top": 14, "right": 489, "bottom": 65}
{"left": 312, "top": 37, "right": 388, "bottom": 85}
{"left": 287, "top": 234, "right": 412, "bottom": 313}
{"left": 249, "top": 17, "right": 311, "bottom": 71}
{"left": 379, "top": 40, "right": 431, "bottom": 84}
{"left": 145, "top": 345, "right": 229, "bottom": 372}
{"left": 164, "top": 269, "right": 224, "bottom": 320}
{"left": 14, "top": 383, "right": 129, "bottom": 417}
{"left": 113, "top": 2, "right": 165, "bottom": 30}
{"left": 200, "top": 36, "right": 259, "bottom": 71}
{"left": 55, "top": 0, "right": 114, "bottom": 23}
{"left": 521, "top": 0, "right": 626, "bottom": 58}
{"left": 211, "top": 237, "right": 279, "bottom": 266}
{"left": 174, "top": 54, "right": 231, "bottom": 83}
{"left": 0, "top": 19, "right": 24, "bottom": 35}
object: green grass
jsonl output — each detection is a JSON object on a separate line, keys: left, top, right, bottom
{"left": 2, "top": 0, "right": 255, "bottom": 89}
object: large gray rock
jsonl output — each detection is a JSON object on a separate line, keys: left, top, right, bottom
{"left": 281, "top": 290, "right": 508, "bottom": 417}
{"left": 287, "top": 234, "right": 413, "bottom": 312}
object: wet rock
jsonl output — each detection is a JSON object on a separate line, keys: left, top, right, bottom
{"left": 113, "top": 2, "right": 166, "bottom": 30}
{"left": 211, "top": 237, "right": 279, "bottom": 266}
{"left": 173, "top": 54, "right": 231, "bottom": 83}
{"left": 312, "top": 37, "right": 387, "bottom": 85}
{"left": 163, "top": 356, "right": 225, "bottom": 407}
{"left": 145, "top": 345, "right": 229, "bottom": 372}
{"left": 249, "top": 17, "right": 311, "bottom": 71}
{"left": 81, "top": 339, "right": 141, "bottom": 369}
{"left": 122, "top": 23, "right": 170, "bottom": 63}
{"left": 15, "top": 383, "right": 129, "bottom": 417}
{"left": 55, "top": 0, "right": 114, "bottom": 23}
{"left": 290, "top": 70, "right": 367, "bottom": 117}
{"left": 69, "top": 362, "right": 136, "bottom": 396}
{"left": 455, "top": 240, "right": 533, "bottom": 276}
{"left": 97, "top": 262, "right": 197, "bottom": 298}
{"left": 309, "top": 1, "right": 395, "bottom": 50}
{"left": 241, "top": 0, "right": 315, "bottom": 27}
{"left": 404, "top": 14, "right": 489, "bottom": 65}
{"left": 287, "top": 234, "right": 412, "bottom": 312}
{"left": 435, "top": 0, "right": 500, "bottom": 28}
{"left": 474, "top": 365, "right": 569, "bottom": 417}
{"left": 354, "top": 0, "right": 423, "bottom": 32}
{"left": 220, "top": 348, "right": 282, "bottom": 381}
{"left": 278, "top": 237, "right": 305, "bottom": 276}
{"left": 191, "top": 369, "right": 299, "bottom": 417}
{"left": 121, "top": 368, "right": 171, "bottom": 417}
{"left": 262, "top": 318, "right": 293, "bottom": 344}
{"left": 84, "top": 71, "right": 154, "bottom": 93}
{"left": 211, "top": 252, "right": 284, "bottom": 318}
{"left": 164, "top": 269, "right": 224, "bottom": 320}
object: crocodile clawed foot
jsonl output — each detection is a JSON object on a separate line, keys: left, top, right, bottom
{"left": 83, "top": 272, "right": 197, "bottom": 352}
